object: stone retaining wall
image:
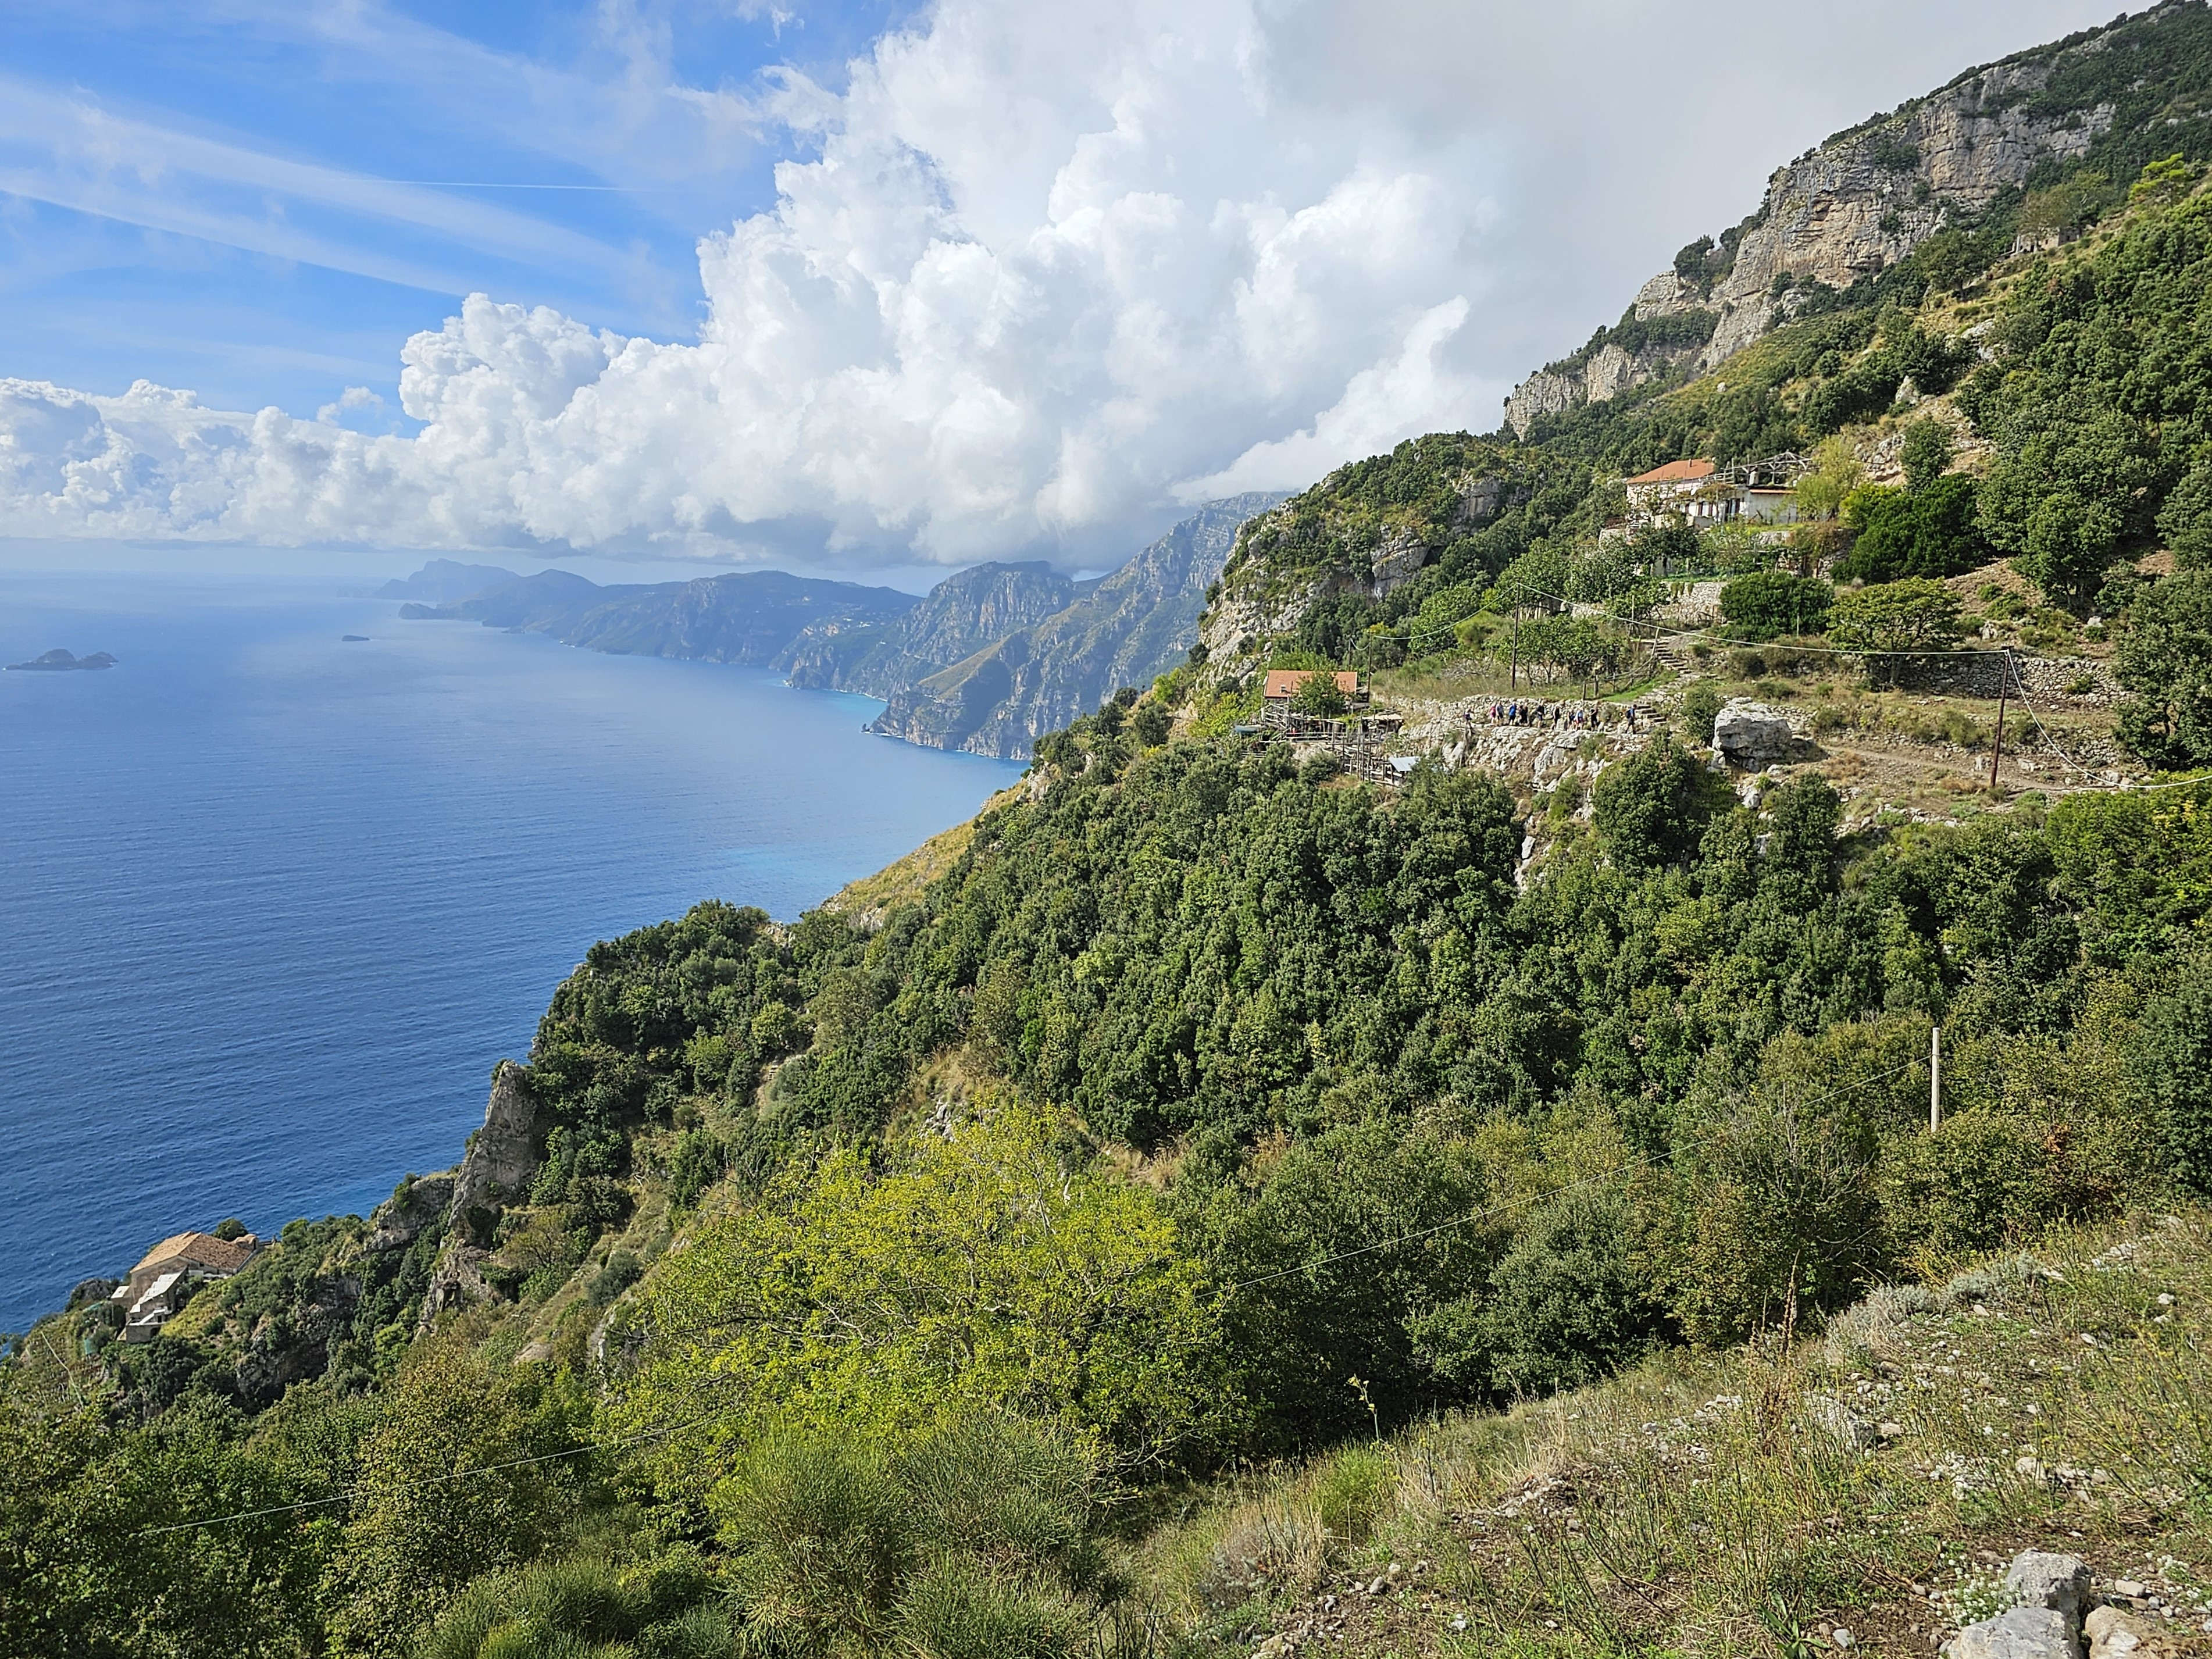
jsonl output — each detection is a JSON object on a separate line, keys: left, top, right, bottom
{"left": 1886, "top": 651, "right": 2118, "bottom": 707}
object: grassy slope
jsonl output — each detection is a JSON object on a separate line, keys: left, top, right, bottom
{"left": 1129, "top": 1209, "right": 2212, "bottom": 1657}
{"left": 822, "top": 783, "right": 1025, "bottom": 923}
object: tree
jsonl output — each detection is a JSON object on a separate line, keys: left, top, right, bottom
{"left": 2138, "top": 949, "right": 2212, "bottom": 1195}
{"left": 1130, "top": 700, "right": 1172, "bottom": 746}
{"left": 612, "top": 1100, "right": 1229, "bottom": 1497}
{"left": 1592, "top": 736, "right": 1719, "bottom": 870}
{"left": 2129, "top": 152, "right": 2202, "bottom": 206}
{"left": 1827, "top": 579, "right": 1965, "bottom": 662}
{"left": 1978, "top": 405, "right": 2160, "bottom": 608}
{"left": 1719, "top": 570, "right": 1833, "bottom": 640}
{"left": 1291, "top": 672, "right": 1349, "bottom": 718}
{"left": 1838, "top": 476, "right": 1988, "bottom": 581}
{"left": 1792, "top": 437, "right": 1865, "bottom": 524}
{"left": 1628, "top": 518, "right": 1701, "bottom": 577}
{"left": 1900, "top": 418, "right": 1955, "bottom": 493}
{"left": 1606, "top": 576, "right": 1669, "bottom": 622}
{"left": 2114, "top": 570, "right": 2212, "bottom": 769}
{"left": 2158, "top": 452, "right": 2212, "bottom": 568}
{"left": 1492, "top": 539, "right": 1574, "bottom": 609}
{"left": 322, "top": 1347, "right": 584, "bottom": 1656}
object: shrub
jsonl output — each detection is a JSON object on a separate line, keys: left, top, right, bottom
{"left": 587, "top": 1248, "right": 642, "bottom": 1307}
{"left": 1311, "top": 1446, "right": 1394, "bottom": 1544}
{"left": 1882, "top": 1111, "right": 2064, "bottom": 1262}
{"left": 1720, "top": 571, "right": 1833, "bottom": 641}
{"left": 1679, "top": 682, "right": 1723, "bottom": 745}
{"left": 1464, "top": 1186, "right": 1669, "bottom": 1396}
{"left": 897, "top": 1556, "right": 1083, "bottom": 1659}
{"left": 2139, "top": 950, "right": 2212, "bottom": 1196}
{"left": 899, "top": 1415, "right": 1098, "bottom": 1584}
{"left": 719, "top": 1436, "right": 913, "bottom": 1651}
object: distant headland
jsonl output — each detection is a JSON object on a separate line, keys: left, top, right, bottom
{"left": 6, "top": 649, "right": 117, "bottom": 672}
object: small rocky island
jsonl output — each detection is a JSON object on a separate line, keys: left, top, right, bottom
{"left": 6, "top": 648, "right": 117, "bottom": 672}
{"left": 341, "top": 634, "right": 370, "bottom": 643}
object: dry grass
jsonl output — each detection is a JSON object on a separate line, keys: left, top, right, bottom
{"left": 1128, "top": 1211, "right": 2212, "bottom": 1658}
{"left": 822, "top": 784, "right": 1024, "bottom": 923}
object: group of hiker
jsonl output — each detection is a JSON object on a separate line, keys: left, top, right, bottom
{"left": 1478, "top": 698, "right": 1642, "bottom": 730}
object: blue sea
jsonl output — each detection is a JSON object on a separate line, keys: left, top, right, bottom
{"left": 0, "top": 574, "right": 1023, "bottom": 1332}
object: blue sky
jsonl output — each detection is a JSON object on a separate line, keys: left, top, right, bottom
{"left": 0, "top": 0, "right": 2131, "bottom": 571}
{"left": 0, "top": 1, "right": 912, "bottom": 420}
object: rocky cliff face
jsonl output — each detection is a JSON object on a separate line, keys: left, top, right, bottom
{"left": 422, "top": 1061, "right": 541, "bottom": 1323}
{"left": 784, "top": 562, "right": 1079, "bottom": 696}
{"left": 1503, "top": 33, "right": 2123, "bottom": 436}
{"left": 869, "top": 494, "right": 1283, "bottom": 757}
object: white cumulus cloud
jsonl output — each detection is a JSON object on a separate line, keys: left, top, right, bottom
{"left": 0, "top": 0, "right": 1505, "bottom": 566}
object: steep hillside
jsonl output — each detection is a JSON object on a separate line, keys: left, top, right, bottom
{"left": 387, "top": 500, "right": 1275, "bottom": 761}
{"left": 1504, "top": 0, "right": 2212, "bottom": 437}
{"left": 561, "top": 572, "right": 917, "bottom": 666}
{"left": 782, "top": 561, "right": 1082, "bottom": 697}
{"left": 875, "top": 491, "right": 1282, "bottom": 756}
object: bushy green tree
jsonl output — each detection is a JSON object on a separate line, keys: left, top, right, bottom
{"left": 1827, "top": 579, "right": 1965, "bottom": 658}
{"left": 1839, "top": 476, "right": 1987, "bottom": 581}
{"left": 1290, "top": 672, "right": 1349, "bottom": 718}
{"left": 1592, "top": 737, "right": 1721, "bottom": 870}
{"left": 1719, "top": 571, "right": 1834, "bottom": 640}
{"left": 613, "top": 1099, "right": 1228, "bottom": 1492}
{"left": 322, "top": 1348, "right": 588, "bottom": 1656}
{"left": 2138, "top": 950, "right": 2212, "bottom": 1196}
{"left": 2115, "top": 570, "right": 2212, "bottom": 769}
{"left": 1900, "top": 418, "right": 1955, "bottom": 492}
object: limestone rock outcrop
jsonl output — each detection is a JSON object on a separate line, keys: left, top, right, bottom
{"left": 1713, "top": 700, "right": 1800, "bottom": 767}
{"left": 1503, "top": 34, "right": 2122, "bottom": 436}
{"left": 420, "top": 1061, "right": 541, "bottom": 1325}
{"left": 363, "top": 1170, "right": 455, "bottom": 1255}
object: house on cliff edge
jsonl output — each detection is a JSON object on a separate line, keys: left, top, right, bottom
{"left": 112, "top": 1229, "right": 259, "bottom": 1342}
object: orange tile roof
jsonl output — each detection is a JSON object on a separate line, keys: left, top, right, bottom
{"left": 1624, "top": 458, "right": 1717, "bottom": 486}
{"left": 132, "top": 1230, "right": 256, "bottom": 1277}
{"left": 1262, "top": 669, "right": 1362, "bottom": 700}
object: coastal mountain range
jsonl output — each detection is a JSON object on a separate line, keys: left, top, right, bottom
{"left": 388, "top": 491, "right": 1282, "bottom": 758}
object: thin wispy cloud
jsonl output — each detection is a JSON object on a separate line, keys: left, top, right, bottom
{"left": 0, "top": 77, "right": 637, "bottom": 292}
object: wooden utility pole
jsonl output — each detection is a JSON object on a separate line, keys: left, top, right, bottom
{"left": 1510, "top": 606, "right": 1520, "bottom": 690}
{"left": 1930, "top": 1024, "right": 1943, "bottom": 1132}
{"left": 1989, "top": 648, "right": 2009, "bottom": 791}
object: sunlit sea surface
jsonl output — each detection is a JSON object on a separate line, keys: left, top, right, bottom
{"left": 0, "top": 574, "right": 1022, "bottom": 1330}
